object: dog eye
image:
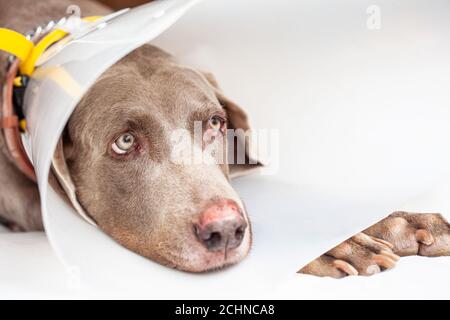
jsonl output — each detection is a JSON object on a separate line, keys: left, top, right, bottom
{"left": 112, "top": 132, "right": 136, "bottom": 154}
{"left": 208, "top": 115, "right": 225, "bottom": 132}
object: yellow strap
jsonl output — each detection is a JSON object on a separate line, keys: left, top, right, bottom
{"left": 0, "top": 28, "right": 34, "bottom": 62}
{"left": 0, "top": 16, "right": 102, "bottom": 76}
{"left": 19, "top": 29, "right": 68, "bottom": 75}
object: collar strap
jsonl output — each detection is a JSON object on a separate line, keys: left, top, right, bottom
{"left": 1, "top": 59, "right": 36, "bottom": 181}
{"left": 0, "top": 29, "right": 34, "bottom": 63}
{"left": 1, "top": 115, "right": 19, "bottom": 129}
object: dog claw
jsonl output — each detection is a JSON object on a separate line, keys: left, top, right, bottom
{"left": 373, "top": 254, "right": 396, "bottom": 269}
{"left": 369, "top": 236, "right": 394, "bottom": 249}
{"left": 379, "top": 249, "right": 400, "bottom": 261}
{"left": 333, "top": 259, "right": 358, "bottom": 276}
{"left": 415, "top": 229, "right": 434, "bottom": 246}
{"left": 366, "top": 264, "right": 380, "bottom": 275}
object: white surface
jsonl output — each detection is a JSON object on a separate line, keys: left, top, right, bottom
{"left": 1, "top": 207, "right": 450, "bottom": 299}
{"left": 2, "top": 0, "right": 450, "bottom": 299}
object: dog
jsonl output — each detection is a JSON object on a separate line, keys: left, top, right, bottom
{"left": 1, "top": 0, "right": 449, "bottom": 277}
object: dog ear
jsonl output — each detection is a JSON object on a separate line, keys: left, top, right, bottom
{"left": 50, "top": 134, "right": 97, "bottom": 226}
{"left": 202, "top": 71, "right": 263, "bottom": 179}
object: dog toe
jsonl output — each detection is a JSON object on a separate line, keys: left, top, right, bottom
{"left": 298, "top": 255, "right": 348, "bottom": 278}
{"left": 299, "top": 233, "right": 398, "bottom": 278}
{"left": 418, "top": 231, "right": 450, "bottom": 257}
{"left": 332, "top": 259, "right": 359, "bottom": 276}
{"left": 364, "top": 212, "right": 450, "bottom": 257}
{"left": 326, "top": 234, "right": 397, "bottom": 276}
{"left": 415, "top": 229, "right": 434, "bottom": 245}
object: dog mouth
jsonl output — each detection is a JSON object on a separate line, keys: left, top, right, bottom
{"left": 176, "top": 244, "right": 251, "bottom": 273}
{"left": 192, "top": 251, "right": 247, "bottom": 273}
{"left": 162, "top": 223, "right": 253, "bottom": 273}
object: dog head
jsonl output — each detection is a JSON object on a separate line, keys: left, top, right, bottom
{"left": 52, "top": 45, "right": 260, "bottom": 272}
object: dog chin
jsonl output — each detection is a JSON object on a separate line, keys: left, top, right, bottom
{"left": 167, "top": 231, "right": 252, "bottom": 273}
{"left": 188, "top": 249, "right": 250, "bottom": 273}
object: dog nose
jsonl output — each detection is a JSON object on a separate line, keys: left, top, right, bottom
{"left": 195, "top": 200, "right": 247, "bottom": 252}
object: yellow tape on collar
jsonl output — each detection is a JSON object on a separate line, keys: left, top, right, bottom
{"left": 0, "top": 28, "right": 34, "bottom": 62}
{"left": 19, "top": 28, "right": 68, "bottom": 76}
{"left": 0, "top": 16, "right": 102, "bottom": 76}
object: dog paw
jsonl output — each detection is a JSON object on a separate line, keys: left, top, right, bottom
{"left": 363, "top": 212, "right": 450, "bottom": 257}
{"left": 298, "top": 233, "right": 399, "bottom": 278}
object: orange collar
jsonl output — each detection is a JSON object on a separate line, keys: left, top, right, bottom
{"left": 1, "top": 58, "right": 36, "bottom": 181}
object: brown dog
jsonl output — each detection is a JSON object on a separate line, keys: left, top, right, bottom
{"left": 1, "top": 0, "right": 449, "bottom": 276}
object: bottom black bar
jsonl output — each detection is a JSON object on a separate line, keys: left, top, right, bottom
{"left": 1, "top": 300, "right": 448, "bottom": 318}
